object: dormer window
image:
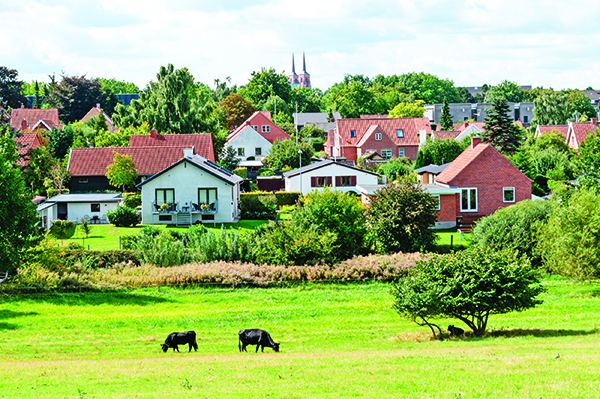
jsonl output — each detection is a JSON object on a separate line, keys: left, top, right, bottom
{"left": 396, "top": 129, "right": 404, "bottom": 138}
{"left": 262, "top": 125, "right": 271, "bottom": 133}
{"left": 350, "top": 129, "right": 356, "bottom": 138}
{"left": 375, "top": 133, "right": 382, "bottom": 141}
{"left": 251, "top": 125, "right": 258, "bottom": 131}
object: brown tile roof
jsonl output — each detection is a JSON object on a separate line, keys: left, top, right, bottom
{"left": 68, "top": 146, "right": 191, "bottom": 176}
{"left": 129, "top": 133, "right": 215, "bottom": 162}
{"left": 434, "top": 131, "right": 460, "bottom": 140}
{"left": 10, "top": 108, "right": 60, "bottom": 131}
{"left": 567, "top": 121, "right": 599, "bottom": 149}
{"left": 227, "top": 111, "right": 291, "bottom": 144}
{"left": 436, "top": 139, "right": 490, "bottom": 185}
{"left": 81, "top": 106, "right": 115, "bottom": 131}
{"left": 334, "top": 117, "right": 432, "bottom": 147}
{"left": 14, "top": 132, "right": 43, "bottom": 166}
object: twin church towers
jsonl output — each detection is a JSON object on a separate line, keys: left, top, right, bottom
{"left": 288, "top": 52, "right": 311, "bottom": 88}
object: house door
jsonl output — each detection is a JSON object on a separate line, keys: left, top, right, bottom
{"left": 58, "top": 203, "right": 68, "bottom": 220}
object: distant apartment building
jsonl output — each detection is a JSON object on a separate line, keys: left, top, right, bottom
{"left": 424, "top": 102, "right": 534, "bottom": 126}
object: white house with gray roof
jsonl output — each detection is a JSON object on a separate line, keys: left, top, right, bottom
{"left": 36, "top": 193, "right": 123, "bottom": 229}
{"left": 136, "top": 154, "right": 243, "bottom": 225}
{"left": 283, "top": 160, "right": 384, "bottom": 196}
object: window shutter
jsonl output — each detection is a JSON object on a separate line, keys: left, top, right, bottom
{"left": 311, "top": 177, "right": 316, "bottom": 187}
{"left": 351, "top": 176, "right": 357, "bottom": 186}
{"left": 326, "top": 177, "right": 332, "bottom": 186}
{"left": 335, "top": 176, "right": 341, "bottom": 186}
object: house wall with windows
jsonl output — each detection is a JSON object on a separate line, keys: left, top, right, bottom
{"left": 225, "top": 125, "right": 272, "bottom": 161}
{"left": 283, "top": 160, "right": 382, "bottom": 196}
{"left": 36, "top": 193, "right": 123, "bottom": 228}
{"left": 138, "top": 158, "right": 241, "bottom": 225}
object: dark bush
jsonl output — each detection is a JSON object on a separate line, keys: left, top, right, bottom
{"left": 106, "top": 206, "right": 140, "bottom": 227}
{"left": 275, "top": 191, "right": 301, "bottom": 206}
{"left": 240, "top": 192, "right": 277, "bottom": 220}
{"left": 50, "top": 220, "right": 76, "bottom": 240}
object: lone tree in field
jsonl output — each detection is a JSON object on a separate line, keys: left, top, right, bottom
{"left": 391, "top": 247, "right": 545, "bottom": 338}
{"left": 106, "top": 152, "right": 137, "bottom": 191}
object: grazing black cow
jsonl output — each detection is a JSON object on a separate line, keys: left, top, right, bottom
{"left": 238, "top": 329, "right": 280, "bottom": 353}
{"left": 448, "top": 325, "right": 464, "bottom": 337}
{"left": 161, "top": 331, "right": 198, "bottom": 353}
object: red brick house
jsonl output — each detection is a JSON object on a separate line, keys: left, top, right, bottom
{"left": 433, "top": 137, "right": 532, "bottom": 226}
{"left": 565, "top": 119, "right": 599, "bottom": 150}
{"left": 325, "top": 117, "right": 433, "bottom": 162}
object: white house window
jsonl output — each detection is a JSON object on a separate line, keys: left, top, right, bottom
{"left": 396, "top": 129, "right": 404, "bottom": 138}
{"left": 262, "top": 125, "right": 271, "bottom": 133}
{"left": 433, "top": 195, "right": 440, "bottom": 211}
{"left": 255, "top": 147, "right": 262, "bottom": 156}
{"left": 503, "top": 187, "right": 515, "bottom": 202}
{"left": 199, "top": 188, "right": 217, "bottom": 207}
{"left": 156, "top": 189, "right": 175, "bottom": 205}
{"left": 461, "top": 188, "right": 477, "bottom": 212}
{"left": 350, "top": 129, "right": 356, "bottom": 138}
{"left": 381, "top": 149, "right": 392, "bottom": 158}
{"left": 237, "top": 148, "right": 245, "bottom": 156}
{"left": 398, "top": 148, "right": 405, "bottom": 158}
{"left": 375, "top": 133, "right": 382, "bottom": 141}
{"left": 91, "top": 203, "right": 100, "bottom": 212}
{"left": 336, "top": 176, "right": 356, "bottom": 187}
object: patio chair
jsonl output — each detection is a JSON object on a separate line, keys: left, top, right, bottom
{"left": 100, "top": 214, "right": 108, "bottom": 224}
{"left": 0, "top": 271, "right": 8, "bottom": 284}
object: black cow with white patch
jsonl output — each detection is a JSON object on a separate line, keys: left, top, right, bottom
{"left": 161, "top": 331, "right": 198, "bottom": 353}
{"left": 238, "top": 329, "right": 280, "bottom": 353}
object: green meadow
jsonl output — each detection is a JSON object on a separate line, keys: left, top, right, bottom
{"left": 0, "top": 277, "right": 598, "bottom": 398}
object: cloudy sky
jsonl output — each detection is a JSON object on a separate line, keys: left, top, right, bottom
{"left": 1, "top": 0, "right": 598, "bottom": 92}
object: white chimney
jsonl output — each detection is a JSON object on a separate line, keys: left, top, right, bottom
{"left": 183, "top": 148, "right": 194, "bottom": 158}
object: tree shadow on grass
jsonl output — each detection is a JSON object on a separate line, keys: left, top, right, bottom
{"left": 1, "top": 292, "right": 174, "bottom": 307}
{"left": 0, "top": 310, "right": 38, "bottom": 330}
{"left": 486, "top": 328, "right": 600, "bottom": 339}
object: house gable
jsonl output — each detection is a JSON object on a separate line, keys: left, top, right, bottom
{"left": 356, "top": 125, "right": 398, "bottom": 158}
{"left": 10, "top": 108, "right": 60, "bottom": 131}
{"left": 225, "top": 125, "right": 273, "bottom": 159}
{"left": 228, "top": 111, "right": 291, "bottom": 144}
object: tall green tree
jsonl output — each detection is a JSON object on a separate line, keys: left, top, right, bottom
{"left": 0, "top": 66, "right": 27, "bottom": 108}
{"left": 532, "top": 89, "right": 597, "bottom": 126}
{"left": 23, "top": 145, "right": 54, "bottom": 195}
{"left": 242, "top": 67, "right": 291, "bottom": 109}
{"left": 439, "top": 101, "right": 454, "bottom": 131}
{"left": 266, "top": 139, "right": 314, "bottom": 170}
{"left": 573, "top": 128, "right": 600, "bottom": 190}
{"left": 0, "top": 134, "right": 39, "bottom": 271}
{"left": 99, "top": 78, "right": 139, "bottom": 94}
{"left": 332, "top": 82, "right": 385, "bottom": 118}
{"left": 388, "top": 100, "right": 426, "bottom": 118}
{"left": 486, "top": 80, "right": 523, "bottom": 103}
{"left": 218, "top": 92, "right": 256, "bottom": 131}
{"left": 112, "top": 64, "right": 218, "bottom": 134}
{"left": 290, "top": 87, "right": 323, "bottom": 113}
{"left": 481, "top": 98, "right": 522, "bottom": 153}
{"left": 106, "top": 152, "right": 138, "bottom": 191}
{"left": 415, "top": 138, "right": 466, "bottom": 168}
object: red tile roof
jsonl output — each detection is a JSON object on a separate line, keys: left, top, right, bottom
{"left": 227, "top": 111, "right": 291, "bottom": 144}
{"left": 129, "top": 133, "right": 215, "bottom": 161}
{"left": 566, "top": 121, "right": 599, "bottom": 149}
{"left": 333, "top": 117, "right": 432, "bottom": 147}
{"left": 436, "top": 122, "right": 485, "bottom": 132}
{"left": 434, "top": 131, "right": 460, "bottom": 140}
{"left": 68, "top": 146, "right": 191, "bottom": 176}
{"left": 81, "top": 106, "right": 115, "bottom": 131}
{"left": 10, "top": 108, "right": 60, "bottom": 131}
{"left": 536, "top": 125, "right": 569, "bottom": 138}
{"left": 436, "top": 139, "right": 490, "bottom": 185}
{"left": 14, "top": 132, "right": 43, "bottom": 166}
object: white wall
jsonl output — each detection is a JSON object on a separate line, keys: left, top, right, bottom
{"left": 140, "top": 160, "right": 239, "bottom": 224}
{"left": 285, "top": 163, "right": 381, "bottom": 196}
{"left": 226, "top": 126, "right": 272, "bottom": 161}
{"left": 68, "top": 202, "right": 120, "bottom": 222}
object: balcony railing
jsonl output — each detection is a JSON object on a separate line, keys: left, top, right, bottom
{"left": 152, "top": 200, "right": 218, "bottom": 214}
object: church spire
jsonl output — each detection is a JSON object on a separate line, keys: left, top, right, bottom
{"left": 292, "top": 53, "right": 296, "bottom": 74}
{"left": 302, "top": 51, "right": 307, "bottom": 73}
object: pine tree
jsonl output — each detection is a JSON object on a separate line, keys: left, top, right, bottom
{"left": 33, "top": 80, "right": 41, "bottom": 109}
{"left": 481, "top": 98, "right": 522, "bottom": 153}
{"left": 440, "top": 101, "right": 454, "bottom": 131}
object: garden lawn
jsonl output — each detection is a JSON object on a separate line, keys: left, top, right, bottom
{"left": 1, "top": 278, "right": 599, "bottom": 398}
{"left": 66, "top": 220, "right": 269, "bottom": 251}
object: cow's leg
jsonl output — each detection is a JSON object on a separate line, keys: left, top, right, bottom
{"left": 174, "top": 345, "right": 179, "bottom": 352}
{"left": 255, "top": 344, "right": 260, "bottom": 353}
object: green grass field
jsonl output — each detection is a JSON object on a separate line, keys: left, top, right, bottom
{"left": 0, "top": 278, "right": 598, "bottom": 398}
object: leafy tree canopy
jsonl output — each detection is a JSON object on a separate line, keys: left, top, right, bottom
{"left": 388, "top": 100, "right": 426, "bottom": 118}
{"left": 265, "top": 139, "right": 314, "bottom": 170}
{"left": 290, "top": 87, "right": 323, "bottom": 113}
{"left": 218, "top": 92, "right": 256, "bottom": 131}
{"left": 106, "top": 152, "right": 138, "bottom": 191}
{"left": 414, "top": 138, "right": 467, "bottom": 168}
{"left": 481, "top": 97, "right": 523, "bottom": 153}
{"left": 99, "top": 78, "right": 139, "bottom": 94}
{"left": 532, "top": 89, "right": 597, "bottom": 126}
{"left": 242, "top": 67, "right": 291, "bottom": 109}
{"left": 0, "top": 66, "right": 27, "bottom": 109}
{"left": 573, "top": 128, "right": 600, "bottom": 190}
{"left": 486, "top": 80, "right": 523, "bottom": 103}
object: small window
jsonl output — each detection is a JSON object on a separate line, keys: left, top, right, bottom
{"left": 461, "top": 188, "right": 477, "bottom": 212}
{"left": 255, "top": 147, "right": 262, "bottom": 156}
{"left": 398, "top": 148, "right": 405, "bottom": 158}
{"left": 237, "top": 148, "right": 245, "bottom": 156}
{"left": 91, "top": 203, "right": 100, "bottom": 212}
{"left": 375, "top": 133, "right": 382, "bottom": 141}
{"left": 433, "top": 195, "right": 441, "bottom": 211}
{"left": 251, "top": 125, "right": 258, "bottom": 131}
{"left": 350, "top": 129, "right": 356, "bottom": 138}
{"left": 503, "top": 187, "right": 515, "bottom": 202}
{"left": 316, "top": 177, "right": 326, "bottom": 187}
{"left": 158, "top": 215, "right": 172, "bottom": 221}
{"left": 396, "top": 129, "right": 404, "bottom": 138}
{"left": 381, "top": 149, "right": 392, "bottom": 158}
{"left": 79, "top": 178, "right": 88, "bottom": 184}
{"left": 339, "top": 176, "right": 354, "bottom": 186}
{"left": 262, "top": 125, "right": 271, "bottom": 133}
{"left": 523, "top": 115, "right": 529, "bottom": 123}
{"left": 156, "top": 189, "right": 174, "bottom": 205}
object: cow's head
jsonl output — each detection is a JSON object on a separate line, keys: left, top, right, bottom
{"left": 272, "top": 342, "right": 280, "bottom": 352}
{"left": 161, "top": 343, "right": 169, "bottom": 352}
